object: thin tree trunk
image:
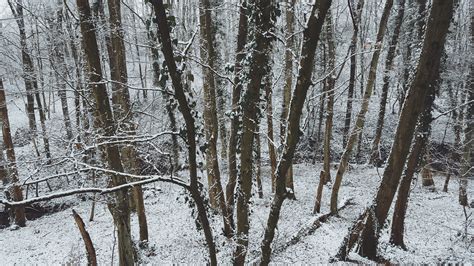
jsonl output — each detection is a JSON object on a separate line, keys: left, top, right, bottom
{"left": 7, "top": 0, "right": 36, "bottom": 133}
{"left": 260, "top": 2, "right": 332, "bottom": 264}
{"left": 72, "top": 209, "right": 97, "bottom": 266}
{"left": 330, "top": 0, "right": 394, "bottom": 214}
{"left": 265, "top": 76, "right": 277, "bottom": 192}
{"left": 226, "top": 0, "right": 248, "bottom": 231}
{"left": 369, "top": 0, "right": 405, "bottom": 166}
{"left": 280, "top": 0, "right": 297, "bottom": 200}
{"left": 0, "top": 79, "right": 26, "bottom": 227}
{"left": 314, "top": 10, "right": 336, "bottom": 213}
{"left": 343, "top": 0, "right": 364, "bottom": 147}
{"left": 459, "top": 2, "right": 473, "bottom": 207}
{"left": 198, "top": 0, "right": 232, "bottom": 237}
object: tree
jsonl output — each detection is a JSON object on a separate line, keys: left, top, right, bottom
{"left": 336, "top": 0, "right": 455, "bottom": 259}
{"left": 343, "top": 0, "right": 364, "bottom": 147}
{"left": 314, "top": 10, "right": 336, "bottom": 214}
{"left": 280, "top": 0, "right": 297, "bottom": 200}
{"left": 330, "top": 0, "right": 394, "bottom": 214}
{"left": 259, "top": 1, "right": 332, "bottom": 264}
{"left": 106, "top": 0, "right": 148, "bottom": 243}
{"left": 149, "top": 1, "right": 218, "bottom": 264}
{"left": 226, "top": 0, "right": 248, "bottom": 230}
{"left": 369, "top": 0, "right": 405, "bottom": 166}
{"left": 0, "top": 78, "right": 26, "bottom": 227}
{"left": 198, "top": 0, "right": 231, "bottom": 237}
{"left": 76, "top": 1, "right": 135, "bottom": 264}
{"left": 234, "top": 0, "right": 276, "bottom": 263}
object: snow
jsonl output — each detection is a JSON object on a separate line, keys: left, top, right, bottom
{"left": 1, "top": 163, "right": 471, "bottom": 264}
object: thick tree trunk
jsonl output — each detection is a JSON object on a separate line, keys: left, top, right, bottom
{"left": 259, "top": 2, "right": 332, "bottom": 264}
{"left": 330, "top": 0, "right": 393, "bottom": 214}
{"left": 234, "top": 0, "right": 276, "bottom": 263}
{"left": 336, "top": 0, "right": 454, "bottom": 259}
{"left": 369, "top": 0, "right": 405, "bottom": 166}
{"left": 0, "top": 79, "right": 26, "bottom": 227}
{"left": 390, "top": 96, "right": 434, "bottom": 248}
{"left": 76, "top": 1, "right": 135, "bottom": 264}
{"left": 150, "top": 1, "right": 217, "bottom": 264}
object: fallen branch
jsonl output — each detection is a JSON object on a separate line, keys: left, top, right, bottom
{"left": 274, "top": 198, "right": 354, "bottom": 255}
{"left": 0, "top": 175, "right": 188, "bottom": 207}
{"left": 72, "top": 209, "right": 97, "bottom": 266}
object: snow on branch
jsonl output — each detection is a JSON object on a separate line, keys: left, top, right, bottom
{"left": 0, "top": 174, "right": 188, "bottom": 207}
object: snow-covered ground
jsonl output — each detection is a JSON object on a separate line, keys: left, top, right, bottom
{"left": 1, "top": 163, "right": 472, "bottom": 264}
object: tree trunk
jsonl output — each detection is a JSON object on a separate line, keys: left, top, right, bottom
{"left": 459, "top": 2, "right": 473, "bottom": 207}
{"left": 226, "top": 0, "right": 248, "bottom": 232}
{"left": 390, "top": 96, "right": 433, "bottom": 248}
{"left": 106, "top": 0, "right": 149, "bottom": 243}
{"left": 369, "top": 0, "right": 405, "bottom": 166}
{"left": 76, "top": 1, "right": 135, "bottom": 264}
{"left": 343, "top": 0, "right": 364, "bottom": 147}
{"left": 265, "top": 75, "right": 277, "bottom": 193}
{"left": 280, "top": 0, "right": 297, "bottom": 200}
{"left": 150, "top": 1, "right": 217, "bottom": 264}
{"left": 260, "top": 2, "right": 332, "bottom": 264}
{"left": 198, "top": 0, "right": 232, "bottom": 237}
{"left": 7, "top": 0, "right": 36, "bottom": 133}
{"left": 234, "top": 0, "right": 276, "bottom": 263}
{"left": 337, "top": 0, "right": 454, "bottom": 259}
{"left": 0, "top": 79, "right": 26, "bottom": 227}
{"left": 330, "top": 0, "right": 393, "bottom": 214}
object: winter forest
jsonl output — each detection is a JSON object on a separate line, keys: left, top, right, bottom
{"left": 0, "top": 0, "right": 472, "bottom": 264}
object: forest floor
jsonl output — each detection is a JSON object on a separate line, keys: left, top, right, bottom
{"left": 0, "top": 162, "right": 472, "bottom": 264}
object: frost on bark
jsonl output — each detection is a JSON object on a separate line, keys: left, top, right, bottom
{"left": 336, "top": 0, "right": 454, "bottom": 259}
{"left": 234, "top": 0, "right": 276, "bottom": 263}
{"left": 330, "top": 0, "right": 393, "bottom": 214}
{"left": 259, "top": 1, "right": 332, "bottom": 264}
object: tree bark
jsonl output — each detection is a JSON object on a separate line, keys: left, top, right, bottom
{"left": 150, "top": 1, "right": 217, "bottom": 264}
{"left": 259, "top": 1, "right": 332, "bottom": 264}
{"left": 369, "top": 0, "right": 405, "bottom": 166}
{"left": 198, "top": 0, "right": 232, "bottom": 237}
{"left": 330, "top": 0, "right": 393, "bottom": 214}
{"left": 72, "top": 209, "right": 97, "bottom": 266}
{"left": 106, "top": 0, "right": 149, "bottom": 243}
{"left": 280, "top": 0, "right": 297, "bottom": 200}
{"left": 76, "top": 1, "right": 135, "bottom": 264}
{"left": 343, "top": 0, "right": 364, "bottom": 147}
{"left": 0, "top": 79, "right": 26, "bottom": 227}
{"left": 234, "top": 0, "right": 276, "bottom": 263}
{"left": 226, "top": 0, "right": 248, "bottom": 233}
{"left": 337, "top": 0, "right": 454, "bottom": 259}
